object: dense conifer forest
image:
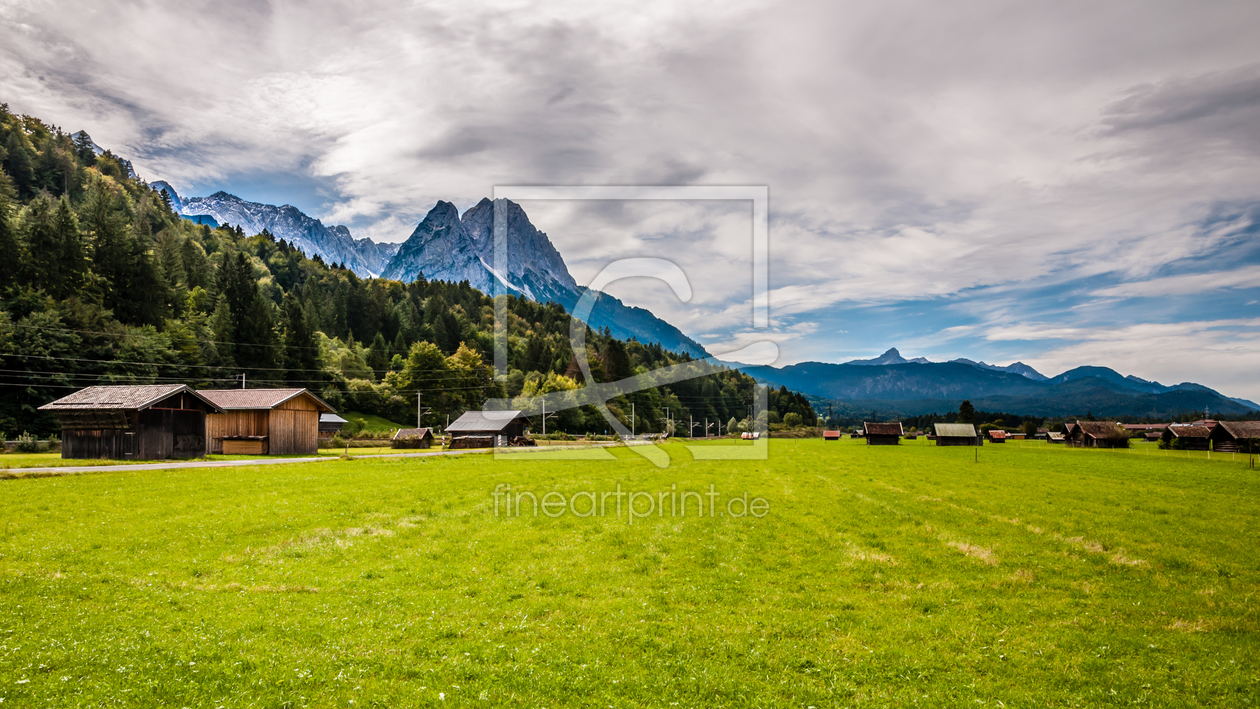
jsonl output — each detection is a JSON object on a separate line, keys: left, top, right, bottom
{"left": 0, "top": 105, "right": 817, "bottom": 437}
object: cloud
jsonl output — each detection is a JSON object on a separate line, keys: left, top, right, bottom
{"left": 1094, "top": 265, "right": 1260, "bottom": 299}
{"left": 1015, "top": 319, "right": 1260, "bottom": 401}
{"left": 3, "top": 0, "right": 1260, "bottom": 392}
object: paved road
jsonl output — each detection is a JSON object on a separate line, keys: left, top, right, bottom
{"left": 1, "top": 442, "right": 628, "bottom": 478}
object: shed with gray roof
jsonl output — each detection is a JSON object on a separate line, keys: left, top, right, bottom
{"left": 933, "top": 423, "right": 981, "bottom": 446}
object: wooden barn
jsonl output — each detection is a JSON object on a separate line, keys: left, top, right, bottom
{"left": 1160, "top": 424, "right": 1212, "bottom": 451}
{"left": 392, "top": 427, "right": 435, "bottom": 449}
{"left": 823, "top": 430, "right": 842, "bottom": 441}
{"left": 198, "top": 389, "right": 334, "bottom": 455}
{"left": 38, "top": 384, "right": 223, "bottom": 460}
{"left": 933, "top": 423, "right": 980, "bottom": 446}
{"left": 986, "top": 429, "right": 1008, "bottom": 443}
{"left": 1066, "top": 420, "right": 1130, "bottom": 448}
{"left": 1210, "top": 421, "right": 1260, "bottom": 453}
{"left": 447, "top": 410, "right": 530, "bottom": 448}
{"left": 863, "top": 422, "right": 903, "bottom": 445}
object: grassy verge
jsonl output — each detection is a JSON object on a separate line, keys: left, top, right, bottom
{"left": 1, "top": 438, "right": 1256, "bottom": 706}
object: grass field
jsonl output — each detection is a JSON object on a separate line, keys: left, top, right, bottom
{"left": 1, "top": 438, "right": 1256, "bottom": 706}
{"left": 339, "top": 412, "right": 408, "bottom": 433}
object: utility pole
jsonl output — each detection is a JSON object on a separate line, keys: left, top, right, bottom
{"left": 240, "top": 373, "right": 246, "bottom": 389}
{"left": 540, "top": 398, "right": 557, "bottom": 436}
{"left": 631, "top": 402, "right": 635, "bottom": 437}
{"left": 690, "top": 414, "right": 693, "bottom": 439}
{"left": 664, "top": 407, "right": 670, "bottom": 437}
{"left": 417, "top": 394, "right": 431, "bottom": 428}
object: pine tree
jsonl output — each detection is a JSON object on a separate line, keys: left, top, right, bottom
{"left": 958, "top": 400, "right": 976, "bottom": 424}
{"left": 2, "top": 131, "right": 35, "bottom": 199}
{"left": 283, "top": 292, "right": 319, "bottom": 386}
{"left": 0, "top": 171, "right": 22, "bottom": 293}
{"left": 366, "top": 331, "right": 389, "bottom": 381}
{"left": 53, "top": 196, "right": 85, "bottom": 299}
{"left": 21, "top": 194, "right": 60, "bottom": 292}
{"left": 209, "top": 295, "right": 235, "bottom": 368}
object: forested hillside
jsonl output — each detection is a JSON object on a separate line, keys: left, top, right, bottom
{"left": 0, "top": 105, "right": 816, "bottom": 437}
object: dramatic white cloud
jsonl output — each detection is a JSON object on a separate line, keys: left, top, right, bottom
{"left": 3, "top": 0, "right": 1260, "bottom": 395}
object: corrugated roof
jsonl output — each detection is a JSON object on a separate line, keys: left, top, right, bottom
{"left": 320, "top": 413, "right": 347, "bottom": 424}
{"left": 863, "top": 422, "right": 903, "bottom": 436}
{"left": 988, "top": 430, "right": 1008, "bottom": 439}
{"left": 447, "top": 410, "right": 527, "bottom": 432}
{"left": 38, "top": 384, "right": 214, "bottom": 412}
{"left": 1216, "top": 421, "right": 1260, "bottom": 439}
{"left": 934, "top": 423, "right": 977, "bottom": 437}
{"left": 198, "top": 388, "right": 333, "bottom": 412}
{"left": 1167, "top": 424, "right": 1211, "bottom": 438}
{"left": 393, "top": 427, "right": 433, "bottom": 440}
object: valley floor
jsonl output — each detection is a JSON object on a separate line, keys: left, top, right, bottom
{"left": 0, "top": 439, "right": 1256, "bottom": 706}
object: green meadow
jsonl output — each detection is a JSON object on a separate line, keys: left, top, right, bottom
{"left": 0, "top": 439, "right": 1256, "bottom": 707}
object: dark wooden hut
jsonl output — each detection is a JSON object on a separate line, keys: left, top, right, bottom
{"left": 1066, "top": 420, "right": 1130, "bottom": 448}
{"left": 933, "top": 423, "right": 980, "bottom": 446}
{"left": 447, "top": 410, "right": 530, "bottom": 448}
{"left": 392, "top": 427, "right": 435, "bottom": 449}
{"left": 199, "top": 389, "right": 334, "bottom": 455}
{"left": 1160, "top": 424, "right": 1212, "bottom": 451}
{"left": 863, "top": 422, "right": 903, "bottom": 445}
{"left": 986, "top": 429, "right": 1008, "bottom": 443}
{"left": 1210, "top": 421, "right": 1260, "bottom": 453}
{"left": 319, "top": 413, "right": 347, "bottom": 439}
{"left": 38, "top": 384, "right": 222, "bottom": 460}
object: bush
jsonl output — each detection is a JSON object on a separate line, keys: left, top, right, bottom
{"left": 329, "top": 434, "right": 347, "bottom": 448}
{"left": 15, "top": 431, "right": 41, "bottom": 453}
{"left": 342, "top": 418, "right": 367, "bottom": 437}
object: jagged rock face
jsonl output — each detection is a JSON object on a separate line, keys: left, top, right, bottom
{"left": 379, "top": 201, "right": 492, "bottom": 287}
{"left": 380, "top": 199, "right": 709, "bottom": 358}
{"left": 158, "top": 186, "right": 398, "bottom": 278}
{"left": 459, "top": 198, "right": 578, "bottom": 301}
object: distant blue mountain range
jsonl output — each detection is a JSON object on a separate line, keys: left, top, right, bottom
{"left": 743, "top": 348, "right": 1258, "bottom": 417}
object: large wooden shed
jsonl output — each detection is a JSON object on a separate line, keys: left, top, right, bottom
{"left": 38, "top": 384, "right": 223, "bottom": 460}
{"left": 198, "top": 389, "right": 334, "bottom": 455}
{"left": 1210, "top": 421, "right": 1260, "bottom": 453}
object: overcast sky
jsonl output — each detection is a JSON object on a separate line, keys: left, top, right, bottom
{"left": 4, "top": 0, "right": 1260, "bottom": 398}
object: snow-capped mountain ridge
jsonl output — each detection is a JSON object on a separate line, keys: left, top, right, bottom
{"left": 381, "top": 198, "right": 708, "bottom": 358}
{"left": 152, "top": 183, "right": 398, "bottom": 278}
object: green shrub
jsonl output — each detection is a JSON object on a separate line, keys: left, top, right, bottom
{"left": 15, "top": 431, "right": 40, "bottom": 453}
{"left": 343, "top": 418, "right": 367, "bottom": 437}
